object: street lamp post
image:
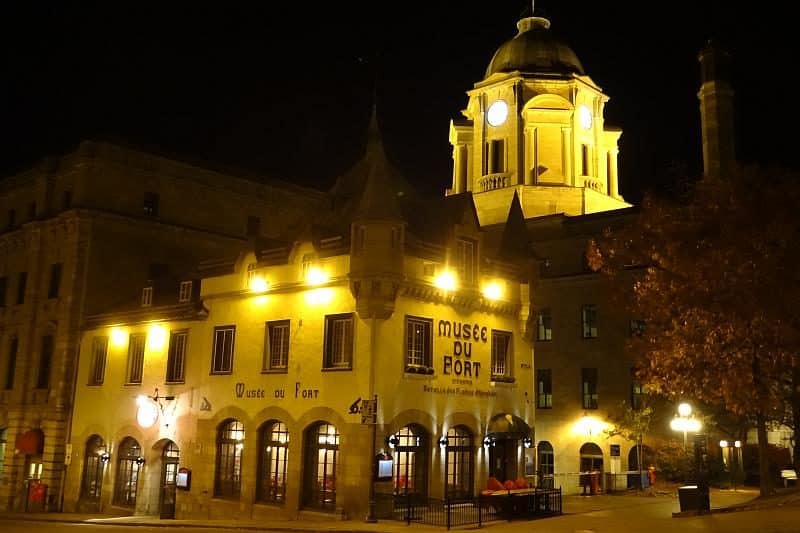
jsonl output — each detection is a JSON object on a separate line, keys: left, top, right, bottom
{"left": 733, "top": 440, "right": 742, "bottom": 491}
{"left": 670, "top": 402, "right": 702, "bottom": 451}
{"left": 719, "top": 440, "right": 730, "bottom": 489}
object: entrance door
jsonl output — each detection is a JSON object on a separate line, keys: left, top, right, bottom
{"left": 489, "top": 438, "right": 518, "bottom": 482}
{"left": 159, "top": 442, "right": 180, "bottom": 519}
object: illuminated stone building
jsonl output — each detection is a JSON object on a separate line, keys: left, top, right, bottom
{"left": 0, "top": 141, "right": 323, "bottom": 510}
{"left": 62, "top": 119, "right": 536, "bottom": 519}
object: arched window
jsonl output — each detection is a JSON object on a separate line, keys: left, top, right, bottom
{"left": 302, "top": 422, "right": 338, "bottom": 510}
{"left": 444, "top": 426, "right": 473, "bottom": 500}
{"left": 114, "top": 437, "right": 142, "bottom": 507}
{"left": 628, "top": 444, "right": 652, "bottom": 472}
{"left": 537, "top": 441, "right": 554, "bottom": 475}
{"left": 81, "top": 435, "right": 106, "bottom": 501}
{"left": 257, "top": 420, "right": 289, "bottom": 503}
{"left": 579, "top": 442, "right": 603, "bottom": 473}
{"left": 215, "top": 419, "right": 245, "bottom": 498}
{"left": 392, "top": 424, "right": 428, "bottom": 498}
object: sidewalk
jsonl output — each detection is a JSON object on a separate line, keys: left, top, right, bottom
{"left": 0, "top": 487, "right": 772, "bottom": 533}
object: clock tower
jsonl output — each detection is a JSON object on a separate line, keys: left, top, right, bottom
{"left": 448, "top": 15, "right": 631, "bottom": 226}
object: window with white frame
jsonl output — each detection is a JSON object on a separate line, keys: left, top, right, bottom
{"left": 323, "top": 314, "right": 353, "bottom": 370}
{"left": 211, "top": 326, "right": 235, "bottom": 374}
{"left": 405, "top": 316, "right": 432, "bottom": 369}
{"left": 178, "top": 281, "right": 192, "bottom": 303}
{"left": 536, "top": 308, "right": 552, "bottom": 341}
{"left": 582, "top": 367, "right": 598, "bottom": 409}
{"left": 264, "top": 320, "right": 290, "bottom": 372}
{"left": 141, "top": 286, "right": 153, "bottom": 307}
{"left": 490, "top": 330, "right": 512, "bottom": 381}
{"left": 536, "top": 368, "right": 552, "bottom": 408}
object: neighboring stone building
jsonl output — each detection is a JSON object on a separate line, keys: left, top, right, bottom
{"left": 63, "top": 119, "right": 536, "bottom": 519}
{"left": 0, "top": 141, "right": 325, "bottom": 510}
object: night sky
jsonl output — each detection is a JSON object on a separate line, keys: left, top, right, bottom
{"left": 1, "top": 2, "right": 795, "bottom": 203}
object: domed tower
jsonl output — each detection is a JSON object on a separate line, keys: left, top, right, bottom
{"left": 448, "top": 14, "right": 631, "bottom": 225}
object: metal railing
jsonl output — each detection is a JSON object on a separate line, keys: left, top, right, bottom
{"left": 376, "top": 488, "right": 562, "bottom": 529}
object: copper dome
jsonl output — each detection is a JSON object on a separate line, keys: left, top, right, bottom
{"left": 485, "top": 17, "right": 584, "bottom": 78}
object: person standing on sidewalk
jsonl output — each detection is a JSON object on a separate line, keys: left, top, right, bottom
{"left": 648, "top": 465, "right": 656, "bottom": 496}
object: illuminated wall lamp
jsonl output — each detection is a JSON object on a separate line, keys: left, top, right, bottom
{"left": 483, "top": 436, "right": 495, "bottom": 448}
{"left": 522, "top": 436, "right": 533, "bottom": 448}
{"left": 387, "top": 435, "right": 399, "bottom": 449}
{"left": 135, "top": 456, "right": 145, "bottom": 466}
{"left": 99, "top": 451, "right": 110, "bottom": 463}
{"left": 438, "top": 436, "right": 448, "bottom": 448}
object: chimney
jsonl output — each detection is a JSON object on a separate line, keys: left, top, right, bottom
{"left": 697, "top": 40, "right": 735, "bottom": 180}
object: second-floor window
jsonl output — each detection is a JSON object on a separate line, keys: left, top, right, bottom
{"left": 166, "top": 330, "right": 188, "bottom": 383}
{"left": 264, "top": 320, "right": 290, "bottom": 372}
{"left": 141, "top": 287, "right": 153, "bottom": 307}
{"left": 89, "top": 336, "right": 108, "bottom": 386}
{"left": 405, "top": 316, "right": 432, "bottom": 369}
{"left": 48, "top": 263, "right": 63, "bottom": 299}
{"left": 582, "top": 304, "right": 598, "bottom": 339}
{"left": 536, "top": 308, "right": 552, "bottom": 341}
{"left": 178, "top": 281, "right": 193, "bottom": 303}
{"left": 455, "top": 238, "right": 476, "bottom": 285}
{"left": 631, "top": 368, "right": 644, "bottom": 410}
{"left": 4, "top": 337, "right": 18, "bottom": 390}
{"left": 537, "top": 369, "right": 552, "bottom": 408}
{"left": 323, "top": 314, "right": 353, "bottom": 370}
{"left": 490, "top": 330, "right": 512, "bottom": 381}
{"left": 211, "top": 326, "right": 236, "bottom": 374}
{"left": 582, "top": 367, "right": 598, "bottom": 409}
{"left": 16, "top": 272, "right": 27, "bottom": 305}
{"left": 126, "top": 334, "right": 146, "bottom": 384}
{"left": 36, "top": 335, "right": 54, "bottom": 389}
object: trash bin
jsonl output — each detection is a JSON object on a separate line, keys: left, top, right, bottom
{"left": 678, "top": 485, "right": 700, "bottom": 512}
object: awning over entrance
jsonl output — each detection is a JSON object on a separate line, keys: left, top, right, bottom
{"left": 15, "top": 429, "right": 44, "bottom": 455}
{"left": 487, "top": 413, "right": 530, "bottom": 440}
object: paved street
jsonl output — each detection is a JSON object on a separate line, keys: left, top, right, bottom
{"left": 2, "top": 488, "right": 799, "bottom": 533}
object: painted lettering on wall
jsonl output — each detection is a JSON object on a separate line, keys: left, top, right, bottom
{"left": 295, "top": 382, "right": 319, "bottom": 399}
{"left": 438, "top": 320, "right": 486, "bottom": 378}
{"left": 234, "top": 382, "right": 266, "bottom": 399}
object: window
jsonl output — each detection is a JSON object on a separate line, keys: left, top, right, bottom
{"left": 257, "top": 421, "right": 289, "bottom": 503}
{"left": 536, "top": 308, "right": 552, "bottom": 341}
{"left": 211, "top": 326, "right": 235, "bottom": 374}
{"left": 302, "top": 422, "right": 339, "bottom": 510}
{"left": 215, "top": 419, "right": 245, "bottom": 498}
{"left": 392, "top": 424, "right": 428, "bottom": 498}
{"left": 63, "top": 190, "right": 72, "bottom": 210}
{"left": 581, "top": 144, "right": 589, "bottom": 175}
{"left": 88, "top": 337, "right": 108, "bottom": 386}
{"left": 0, "top": 276, "right": 6, "bottom": 307}
{"left": 246, "top": 215, "right": 261, "bottom": 237}
{"left": 36, "top": 335, "right": 54, "bottom": 389}
{"left": 537, "top": 441, "right": 554, "bottom": 478}
{"left": 630, "top": 368, "right": 644, "bottom": 410}
{"left": 178, "top": 281, "right": 192, "bottom": 303}
{"left": 126, "top": 334, "right": 146, "bottom": 384}
{"left": 301, "top": 253, "right": 315, "bottom": 279}
{"left": 166, "top": 330, "right": 188, "bottom": 383}
{"left": 80, "top": 435, "right": 105, "bottom": 501}
{"left": 444, "top": 426, "right": 473, "bottom": 500}
{"left": 455, "top": 238, "right": 476, "bottom": 285}
{"left": 264, "top": 320, "right": 290, "bottom": 372}
{"left": 582, "top": 368, "right": 598, "bottom": 409}
{"left": 114, "top": 437, "right": 142, "bottom": 507}
{"left": 323, "top": 314, "right": 353, "bottom": 370}
{"left": 629, "top": 319, "right": 646, "bottom": 337}
{"left": 143, "top": 192, "right": 159, "bottom": 216}
{"left": 537, "top": 369, "right": 552, "bottom": 408}
{"left": 490, "top": 330, "right": 512, "bottom": 381}
{"left": 405, "top": 316, "right": 432, "bottom": 370}
{"left": 48, "top": 263, "right": 62, "bottom": 299}
{"left": 4, "top": 338, "right": 18, "bottom": 390}
{"left": 141, "top": 286, "right": 153, "bottom": 307}
{"left": 582, "top": 304, "right": 598, "bottom": 339}
{"left": 16, "top": 272, "right": 27, "bottom": 304}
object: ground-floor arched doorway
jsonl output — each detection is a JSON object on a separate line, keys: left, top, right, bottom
{"left": 159, "top": 441, "right": 179, "bottom": 519}
{"left": 486, "top": 414, "right": 530, "bottom": 484}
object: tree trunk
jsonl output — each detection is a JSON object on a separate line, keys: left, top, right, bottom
{"left": 756, "top": 412, "right": 773, "bottom": 497}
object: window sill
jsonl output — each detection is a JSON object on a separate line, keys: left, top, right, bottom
{"left": 165, "top": 380, "right": 185, "bottom": 385}
{"left": 405, "top": 364, "right": 434, "bottom": 375}
{"left": 322, "top": 367, "right": 352, "bottom": 372}
{"left": 209, "top": 372, "right": 234, "bottom": 376}
{"left": 491, "top": 375, "right": 515, "bottom": 384}
{"left": 261, "top": 369, "right": 288, "bottom": 375}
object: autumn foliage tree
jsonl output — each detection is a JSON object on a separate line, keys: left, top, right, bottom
{"left": 588, "top": 166, "right": 800, "bottom": 496}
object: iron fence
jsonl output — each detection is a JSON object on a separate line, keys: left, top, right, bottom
{"left": 375, "top": 487, "right": 561, "bottom": 529}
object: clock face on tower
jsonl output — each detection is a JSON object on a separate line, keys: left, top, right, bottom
{"left": 578, "top": 104, "right": 593, "bottom": 129}
{"left": 487, "top": 100, "right": 508, "bottom": 127}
